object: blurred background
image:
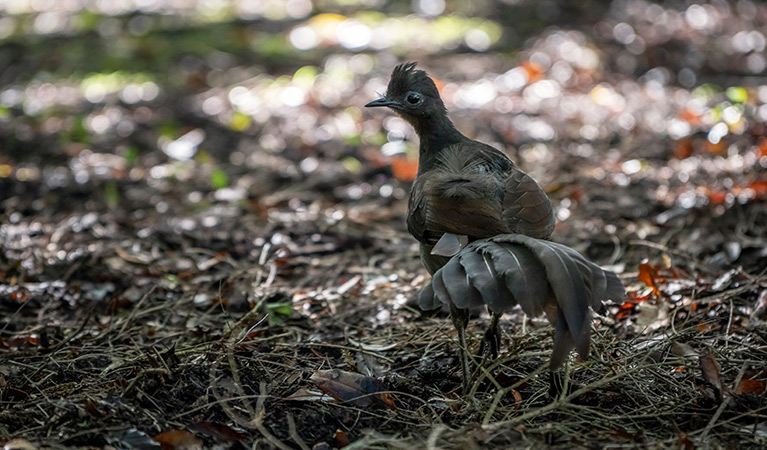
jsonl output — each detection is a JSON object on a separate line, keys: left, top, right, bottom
{"left": 2, "top": 0, "right": 765, "bottom": 208}
{"left": 3, "top": 0, "right": 767, "bottom": 321}
{"left": 2, "top": 0, "right": 767, "bottom": 322}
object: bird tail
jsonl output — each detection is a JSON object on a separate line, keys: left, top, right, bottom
{"left": 418, "top": 234, "right": 625, "bottom": 368}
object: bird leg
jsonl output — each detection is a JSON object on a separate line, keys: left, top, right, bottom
{"left": 479, "top": 311, "right": 502, "bottom": 360}
{"left": 449, "top": 303, "right": 471, "bottom": 393}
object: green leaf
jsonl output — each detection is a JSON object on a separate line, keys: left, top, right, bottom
{"left": 159, "top": 122, "right": 179, "bottom": 139}
{"left": 195, "top": 150, "right": 212, "bottom": 164}
{"left": 61, "top": 116, "right": 90, "bottom": 145}
{"left": 229, "top": 112, "right": 251, "bottom": 132}
{"left": 726, "top": 86, "right": 747, "bottom": 104}
{"left": 692, "top": 83, "right": 721, "bottom": 101}
{"left": 210, "top": 168, "right": 229, "bottom": 189}
{"left": 342, "top": 157, "right": 361, "bottom": 173}
{"left": 267, "top": 302, "right": 293, "bottom": 324}
{"left": 124, "top": 146, "right": 139, "bottom": 165}
{"left": 163, "top": 274, "right": 179, "bottom": 289}
{"left": 76, "top": 10, "right": 100, "bottom": 32}
{"left": 104, "top": 180, "right": 119, "bottom": 210}
{"left": 343, "top": 134, "right": 362, "bottom": 145}
{"left": 293, "top": 65, "right": 319, "bottom": 86}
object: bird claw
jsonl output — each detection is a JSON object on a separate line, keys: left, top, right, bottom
{"left": 479, "top": 326, "right": 501, "bottom": 360}
{"left": 478, "top": 312, "right": 502, "bottom": 361}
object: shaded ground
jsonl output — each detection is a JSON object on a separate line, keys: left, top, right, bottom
{"left": 2, "top": 1, "right": 767, "bottom": 448}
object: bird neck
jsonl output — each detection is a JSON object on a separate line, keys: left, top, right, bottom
{"left": 412, "top": 113, "right": 465, "bottom": 172}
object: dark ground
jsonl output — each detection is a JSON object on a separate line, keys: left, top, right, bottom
{"left": 2, "top": 1, "right": 767, "bottom": 448}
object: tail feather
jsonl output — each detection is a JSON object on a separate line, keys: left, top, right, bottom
{"left": 497, "top": 235, "right": 591, "bottom": 357}
{"left": 475, "top": 246, "right": 517, "bottom": 313}
{"left": 550, "top": 241, "right": 607, "bottom": 306}
{"left": 419, "top": 233, "right": 625, "bottom": 367}
{"left": 550, "top": 307, "right": 575, "bottom": 368}
{"left": 431, "top": 269, "right": 452, "bottom": 308}
{"left": 605, "top": 272, "right": 624, "bottom": 309}
{"left": 483, "top": 243, "right": 549, "bottom": 316}
{"left": 441, "top": 255, "right": 483, "bottom": 310}
{"left": 459, "top": 247, "right": 501, "bottom": 306}
{"left": 418, "top": 282, "right": 438, "bottom": 310}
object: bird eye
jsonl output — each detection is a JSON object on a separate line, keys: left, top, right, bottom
{"left": 406, "top": 92, "right": 421, "bottom": 104}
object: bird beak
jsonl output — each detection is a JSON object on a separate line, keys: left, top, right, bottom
{"left": 365, "top": 97, "right": 398, "bottom": 108}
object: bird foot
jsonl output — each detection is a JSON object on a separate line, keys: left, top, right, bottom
{"left": 478, "top": 326, "right": 501, "bottom": 360}
{"left": 478, "top": 312, "right": 502, "bottom": 361}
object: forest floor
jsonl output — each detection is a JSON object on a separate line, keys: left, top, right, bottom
{"left": 2, "top": 1, "right": 767, "bottom": 449}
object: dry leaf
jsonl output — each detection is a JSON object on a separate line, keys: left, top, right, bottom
{"left": 679, "top": 108, "right": 702, "bottom": 126}
{"left": 187, "top": 422, "right": 247, "bottom": 445}
{"left": 2, "top": 439, "right": 38, "bottom": 450}
{"left": 676, "top": 432, "right": 695, "bottom": 450}
{"left": 759, "top": 137, "right": 767, "bottom": 157}
{"left": 670, "top": 341, "right": 697, "bottom": 357}
{"left": 750, "top": 180, "right": 767, "bottom": 197}
{"left": 610, "top": 427, "right": 635, "bottom": 441}
{"left": 391, "top": 156, "right": 418, "bottom": 182}
{"left": 509, "top": 389, "right": 522, "bottom": 410}
{"left": 284, "top": 387, "right": 333, "bottom": 402}
{"left": 661, "top": 253, "right": 672, "bottom": 269}
{"left": 638, "top": 263, "right": 661, "bottom": 295}
{"left": 153, "top": 429, "right": 202, "bottom": 450}
{"left": 734, "top": 379, "right": 765, "bottom": 395}
{"left": 699, "top": 347, "right": 723, "bottom": 401}
{"left": 310, "top": 369, "right": 395, "bottom": 409}
{"left": 751, "top": 290, "right": 767, "bottom": 319}
{"left": 520, "top": 61, "right": 545, "bottom": 82}
{"left": 335, "top": 429, "right": 350, "bottom": 447}
{"left": 674, "top": 138, "right": 694, "bottom": 159}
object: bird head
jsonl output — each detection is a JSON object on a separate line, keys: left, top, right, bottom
{"left": 365, "top": 62, "right": 447, "bottom": 121}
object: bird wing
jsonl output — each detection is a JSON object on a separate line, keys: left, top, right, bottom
{"left": 407, "top": 145, "right": 508, "bottom": 245}
{"left": 501, "top": 167, "right": 555, "bottom": 239}
{"left": 406, "top": 176, "right": 429, "bottom": 244}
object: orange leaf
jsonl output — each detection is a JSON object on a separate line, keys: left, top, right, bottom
{"left": 432, "top": 77, "right": 445, "bottom": 94}
{"left": 679, "top": 108, "right": 702, "bottom": 126}
{"left": 629, "top": 291, "right": 651, "bottom": 303}
{"left": 391, "top": 156, "right": 418, "bottom": 182}
{"left": 758, "top": 137, "right": 767, "bottom": 157}
{"left": 153, "top": 429, "right": 201, "bottom": 449}
{"left": 568, "top": 186, "right": 583, "bottom": 203}
{"left": 707, "top": 190, "right": 727, "bottom": 204}
{"left": 614, "top": 301, "right": 635, "bottom": 319}
{"left": 750, "top": 180, "right": 767, "bottom": 196}
{"left": 674, "top": 138, "right": 694, "bottom": 159}
{"left": 705, "top": 140, "right": 726, "bottom": 155}
{"left": 638, "top": 263, "right": 661, "bottom": 295}
{"left": 520, "top": 61, "right": 545, "bottom": 82}
{"left": 734, "top": 379, "right": 765, "bottom": 395}
{"left": 510, "top": 388, "right": 523, "bottom": 410}
{"left": 335, "top": 429, "right": 350, "bottom": 447}
{"left": 310, "top": 369, "right": 395, "bottom": 409}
